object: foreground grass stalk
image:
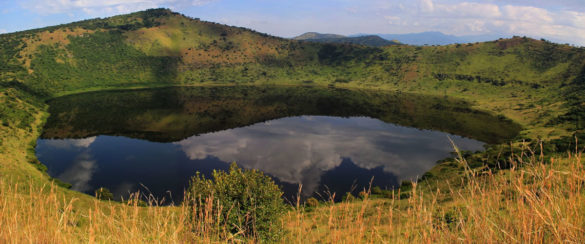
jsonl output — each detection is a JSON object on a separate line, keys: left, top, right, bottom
{"left": 284, "top": 147, "right": 585, "bottom": 243}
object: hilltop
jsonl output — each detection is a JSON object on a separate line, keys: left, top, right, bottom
{"left": 293, "top": 32, "right": 346, "bottom": 40}
{"left": 299, "top": 31, "right": 503, "bottom": 46}
{"left": 294, "top": 32, "right": 401, "bottom": 47}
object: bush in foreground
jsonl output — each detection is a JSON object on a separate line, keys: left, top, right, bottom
{"left": 94, "top": 187, "right": 114, "bottom": 201}
{"left": 185, "top": 163, "right": 286, "bottom": 242}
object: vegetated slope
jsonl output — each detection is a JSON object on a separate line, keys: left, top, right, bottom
{"left": 293, "top": 32, "right": 346, "bottom": 40}
{"left": 0, "top": 8, "right": 583, "bottom": 136}
{"left": 41, "top": 86, "right": 520, "bottom": 143}
{"left": 0, "top": 9, "right": 322, "bottom": 95}
{"left": 301, "top": 35, "right": 400, "bottom": 47}
{"left": 294, "top": 32, "right": 400, "bottom": 47}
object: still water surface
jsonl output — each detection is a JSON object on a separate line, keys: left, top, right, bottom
{"left": 36, "top": 86, "right": 520, "bottom": 202}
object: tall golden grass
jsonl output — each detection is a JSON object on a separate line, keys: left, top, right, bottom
{"left": 1, "top": 146, "right": 584, "bottom": 243}
{"left": 285, "top": 145, "right": 585, "bottom": 243}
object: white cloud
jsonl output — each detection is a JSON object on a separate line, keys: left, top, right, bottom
{"left": 502, "top": 5, "right": 552, "bottom": 23}
{"left": 373, "top": 0, "right": 585, "bottom": 45}
{"left": 21, "top": 0, "right": 217, "bottom": 15}
{"left": 419, "top": 0, "right": 435, "bottom": 12}
{"left": 384, "top": 16, "right": 401, "bottom": 25}
{"left": 224, "top": 0, "right": 584, "bottom": 45}
{"left": 438, "top": 2, "right": 502, "bottom": 19}
{"left": 192, "top": 0, "right": 216, "bottom": 6}
{"left": 555, "top": 11, "right": 585, "bottom": 29}
{"left": 0, "top": 29, "right": 6, "bottom": 34}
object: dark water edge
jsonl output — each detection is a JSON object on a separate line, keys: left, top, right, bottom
{"left": 36, "top": 86, "right": 521, "bottom": 202}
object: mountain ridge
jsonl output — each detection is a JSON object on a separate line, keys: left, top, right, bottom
{"left": 352, "top": 31, "right": 502, "bottom": 45}
{"left": 293, "top": 32, "right": 346, "bottom": 40}
{"left": 293, "top": 32, "right": 400, "bottom": 47}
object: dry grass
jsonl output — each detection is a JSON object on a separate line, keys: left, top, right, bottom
{"left": 1, "top": 118, "right": 584, "bottom": 244}
{"left": 284, "top": 146, "right": 585, "bottom": 243}
{"left": 0, "top": 178, "right": 260, "bottom": 243}
{"left": 0, "top": 180, "right": 185, "bottom": 243}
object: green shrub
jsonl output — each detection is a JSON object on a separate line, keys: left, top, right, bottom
{"left": 186, "top": 163, "right": 286, "bottom": 242}
{"left": 95, "top": 187, "right": 114, "bottom": 201}
{"left": 399, "top": 180, "right": 413, "bottom": 191}
{"left": 420, "top": 171, "right": 435, "bottom": 181}
{"left": 334, "top": 78, "right": 350, "bottom": 83}
{"left": 28, "top": 158, "right": 47, "bottom": 173}
{"left": 358, "top": 190, "right": 368, "bottom": 200}
{"left": 305, "top": 197, "right": 319, "bottom": 208}
{"left": 399, "top": 192, "right": 411, "bottom": 199}
{"left": 372, "top": 186, "right": 383, "bottom": 195}
{"left": 50, "top": 177, "right": 72, "bottom": 189}
{"left": 343, "top": 192, "right": 355, "bottom": 201}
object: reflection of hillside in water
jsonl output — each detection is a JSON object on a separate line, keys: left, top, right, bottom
{"left": 41, "top": 86, "right": 521, "bottom": 144}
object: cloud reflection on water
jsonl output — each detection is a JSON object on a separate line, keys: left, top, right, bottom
{"left": 42, "top": 137, "right": 98, "bottom": 192}
{"left": 44, "top": 136, "right": 97, "bottom": 149}
{"left": 57, "top": 151, "right": 97, "bottom": 192}
{"left": 175, "top": 116, "right": 484, "bottom": 194}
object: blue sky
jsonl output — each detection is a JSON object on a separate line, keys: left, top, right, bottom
{"left": 1, "top": 0, "right": 584, "bottom": 45}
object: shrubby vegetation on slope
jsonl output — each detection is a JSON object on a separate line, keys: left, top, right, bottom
{"left": 41, "top": 86, "right": 520, "bottom": 143}
{"left": 1, "top": 8, "right": 583, "bottom": 139}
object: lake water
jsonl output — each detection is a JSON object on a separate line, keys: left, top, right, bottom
{"left": 36, "top": 86, "right": 521, "bottom": 202}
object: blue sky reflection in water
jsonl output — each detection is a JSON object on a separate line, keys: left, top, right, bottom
{"left": 36, "top": 115, "right": 483, "bottom": 202}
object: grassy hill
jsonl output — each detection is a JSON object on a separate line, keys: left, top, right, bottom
{"left": 294, "top": 32, "right": 401, "bottom": 47}
{"left": 1, "top": 8, "right": 585, "bottom": 242}
{"left": 293, "top": 32, "right": 346, "bottom": 40}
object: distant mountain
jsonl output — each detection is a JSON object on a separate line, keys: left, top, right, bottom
{"left": 352, "top": 32, "right": 502, "bottom": 46}
{"left": 293, "top": 32, "right": 346, "bottom": 40}
{"left": 293, "top": 32, "right": 400, "bottom": 47}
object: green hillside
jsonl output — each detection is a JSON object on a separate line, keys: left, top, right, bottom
{"left": 293, "top": 32, "right": 346, "bottom": 40}
{"left": 41, "top": 86, "right": 520, "bottom": 143}
{"left": 1, "top": 8, "right": 584, "bottom": 139}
